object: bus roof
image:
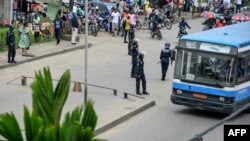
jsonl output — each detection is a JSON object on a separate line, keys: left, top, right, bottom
{"left": 181, "top": 21, "right": 250, "bottom": 48}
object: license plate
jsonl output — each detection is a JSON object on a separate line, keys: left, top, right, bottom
{"left": 193, "top": 93, "right": 207, "bottom": 99}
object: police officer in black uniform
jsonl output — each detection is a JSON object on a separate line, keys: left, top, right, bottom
{"left": 160, "top": 43, "right": 172, "bottom": 81}
{"left": 128, "top": 38, "right": 138, "bottom": 55}
{"left": 130, "top": 39, "right": 139, "bottom": 77}
{"left": 135, "top": 51, "right": 149, "bottom": 95}
{"left": 6, "top": 25, "right": 16, "bottom": 63}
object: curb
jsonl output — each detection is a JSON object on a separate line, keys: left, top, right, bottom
{"left": 95, "top": 99, "right": 156, "bottom": 135}
{"left": 0, "top": 43, "right": 92, "bottom": 69}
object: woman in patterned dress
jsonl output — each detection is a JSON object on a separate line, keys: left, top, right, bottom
{"left": 18, "top": 22, "right": 30, "bottom": 54}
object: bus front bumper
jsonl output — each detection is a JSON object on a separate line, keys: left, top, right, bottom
{"left": 171, "top": 94, "right": 236, "bottom": 113}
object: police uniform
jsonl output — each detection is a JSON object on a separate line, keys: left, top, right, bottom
{"left": 130, "top": 40, "right": 139, "bottom": 77}
{"left": 160, "top": 43, "right": 172, "bottom": 80}
{"left": 6, "top": 26, "right": 16, "bottom": 63}
{"left": 135, "top": 52, "right": 149, "bottom": 95}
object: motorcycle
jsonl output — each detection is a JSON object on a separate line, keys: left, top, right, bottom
{"left": 82, "top": 19, "right": 98, "bottom": 36}
{"left": 97, "top": 16, "right": 109, "bottom": 31}
{"left": 135, "top": 14, "right": 142, "bottom": 30}
{"left": 151, "top": 23, "right": 162, "bottom": 40}
{"left": 178, "top": 27, "right": 188, "bottom": 39}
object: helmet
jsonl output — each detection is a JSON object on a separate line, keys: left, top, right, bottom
{"left": 165, "top": 43, "right": 170, "bottom": 49}
{"left": 139, "top": 51, "right": 146, "bottom": 56}
{"left": 219, "top": 16, "right": 224, "bottom": 20}
{"left": 9, "top": 25, "right": 14, "bottom": 30}
{"left": 95, "top": 6, "right": 99, "bottom": 10}
{"left": 133, "top": 39, "right": 139, "bottom": 43}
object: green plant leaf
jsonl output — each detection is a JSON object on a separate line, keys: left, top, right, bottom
{"left": 0, "top": 112, "right": 23, "bottom": 141}
{"left": 24, "top": 106, "right": 44, "bottom": 141}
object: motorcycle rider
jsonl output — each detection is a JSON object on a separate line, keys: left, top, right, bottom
{"left": 178, "top": 17, "right": 191, "bottom": 37}
{"left": 95, "top": 6, "right": 104, "bottom": 28}
{"left": 152, "top": 13, "right": 163, "bottom": 32}
{"left": 202, "top": 15, "right": 216, "bottom": 30}
{"left": 88, "top": 7, "right": 98, "bottom": 26}
{"left": 160, "top": 43, "right": 173, "bottom": 81}
{"left": 214, "top": 16, "right": 226, "bottom": 28}
{"left": 130, "top": 39, "right": 139, "bottom": 77}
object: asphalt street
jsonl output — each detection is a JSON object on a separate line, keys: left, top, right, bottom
{"left": 0, "top": 18, "right": 249, "bottom": 141}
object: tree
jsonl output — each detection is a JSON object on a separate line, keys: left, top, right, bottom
{"left": 0, "top": 67, "right": 106, "bottom": 141}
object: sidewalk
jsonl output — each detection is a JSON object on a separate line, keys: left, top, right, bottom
{"left": 0, "top": 40, "right": 92, "bottom": 69}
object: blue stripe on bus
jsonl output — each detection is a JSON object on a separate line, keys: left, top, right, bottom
{"left": 173, "top": 82, "right": 250, "bottom": 102}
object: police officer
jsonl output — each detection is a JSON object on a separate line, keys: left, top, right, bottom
{"left": 160, "top": 43, "right": 172, "bottom": 81}
{"left": 128, "top": 38, "right": 138, "bottom": 55}
{"left": 130, "top": 39, "right": 139, "bottom": 77}
{"left": 135, "top": 51, "right": 149, "bottom": 95}
{"left": 6, "top": 25, "right": 16, "bottom": 63}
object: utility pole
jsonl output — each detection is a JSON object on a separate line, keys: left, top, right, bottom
{"left": 84, "top": 0, "right": 88, "bottom": 107}
{"left": 10, "top": 0, "right": 14, "bottom": 25}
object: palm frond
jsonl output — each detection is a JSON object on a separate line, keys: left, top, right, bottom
{"left": 0, "top": 112, "right": 23, "bottom": 141}
{"left": 24, "top": 106, "right": 44, "bottom": 141}
{"left": 81, "top": 100, "right": 98, "bottom": 130}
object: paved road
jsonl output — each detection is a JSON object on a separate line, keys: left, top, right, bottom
{"left": 95, "top": 18, "right": 250, "bottom": 141}
{"left": 0, "top": 17, "right": 249, "bottom": 141}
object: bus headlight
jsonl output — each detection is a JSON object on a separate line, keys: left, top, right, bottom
{"left": 177, "top": 90, "right": 183, "bottom": 94}
{"left": 219, "top": 97, "right": 225, "bottom": 102}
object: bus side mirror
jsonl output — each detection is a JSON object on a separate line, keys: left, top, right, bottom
{"left": 171, "top": 50, "right": 176, "bottom": 61}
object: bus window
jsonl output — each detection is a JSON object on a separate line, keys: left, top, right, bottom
{"left": 174, "top": 49, "right": 236, "bottom": 87}
{"left": 237, "top": 55, "right": 250, "bottom": 83}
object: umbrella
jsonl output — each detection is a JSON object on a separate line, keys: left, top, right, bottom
{"left": 200, "top": 11, "right": 216, "bottom": 19}
{"left": 232, "top": 14, "right": 250, "bottom": 21}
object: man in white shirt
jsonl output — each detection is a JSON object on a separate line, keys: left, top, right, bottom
{"left": 111, "top": 8, "right": 120, "bottom": 36}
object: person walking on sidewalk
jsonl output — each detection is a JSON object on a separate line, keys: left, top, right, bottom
{"left": 6, "top": 25, "right": 16, "bottom": 63}
{"left": 18, "top": 22, "right": 30, "bottom": 55}
{"left": 160, "top": 43, "right": 173, "bottom": 81}
{"left": 54, "top": 14, "right": 63, "bottom": 45}
{"left": 71, "top": 12, "right": 79, "bottom": 45}
{"left": 134, "top": 51, "right": 149, "bottom": 95}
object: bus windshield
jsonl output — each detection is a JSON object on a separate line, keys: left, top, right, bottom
{"left": 174, "top": 49, "right": 236, "bottom": 87}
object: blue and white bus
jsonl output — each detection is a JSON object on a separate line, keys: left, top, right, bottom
{"left": 171, "top": 22, "right": 250, "bottom": 113}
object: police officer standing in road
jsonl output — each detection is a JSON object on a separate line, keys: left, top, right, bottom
{"left": 130, "top": 39, "right": 139, "bottom": 77}
{"left": 134, "top": 51, "right": 149, "bottom": 95}
{"left": 6, "top": 25, "right": 16, "bottom": 63}
{"left": 160, "top": 43, "right": 173, "bottom": 81}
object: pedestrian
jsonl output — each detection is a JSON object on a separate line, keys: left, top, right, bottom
{"left": 124, "top": 16, "right": 131, "bottom": 43}
{"left": 134, "top": 51, "right": 149, "bottom": 95}
{"left": 130, "top": 39, "right": 139, "bottom": 77}
{"left": 6, "top": 25, "right": 16, "bottom": 63}
{"left": 33, "top": 14, "right": 40, "bottom": 44}
{"left": 18, "top": 22, "right": 30, "bottom": 55}
{"left": 120, "top": 9, "right": 129, "bottom": 36}
{"left": 160, "top": 43, "right": 173, "bottom": 81}
{"left": 111, "top": 8, "right": 120, "bottom": 36}
{"left": 71, "top": 12, "right": 79, "bottom": 45}
{"left": 236, "top": 0, "right": 242, "bottom": 13}
{"left": 54, "top": 14, "right": 63, "bottom": 45}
